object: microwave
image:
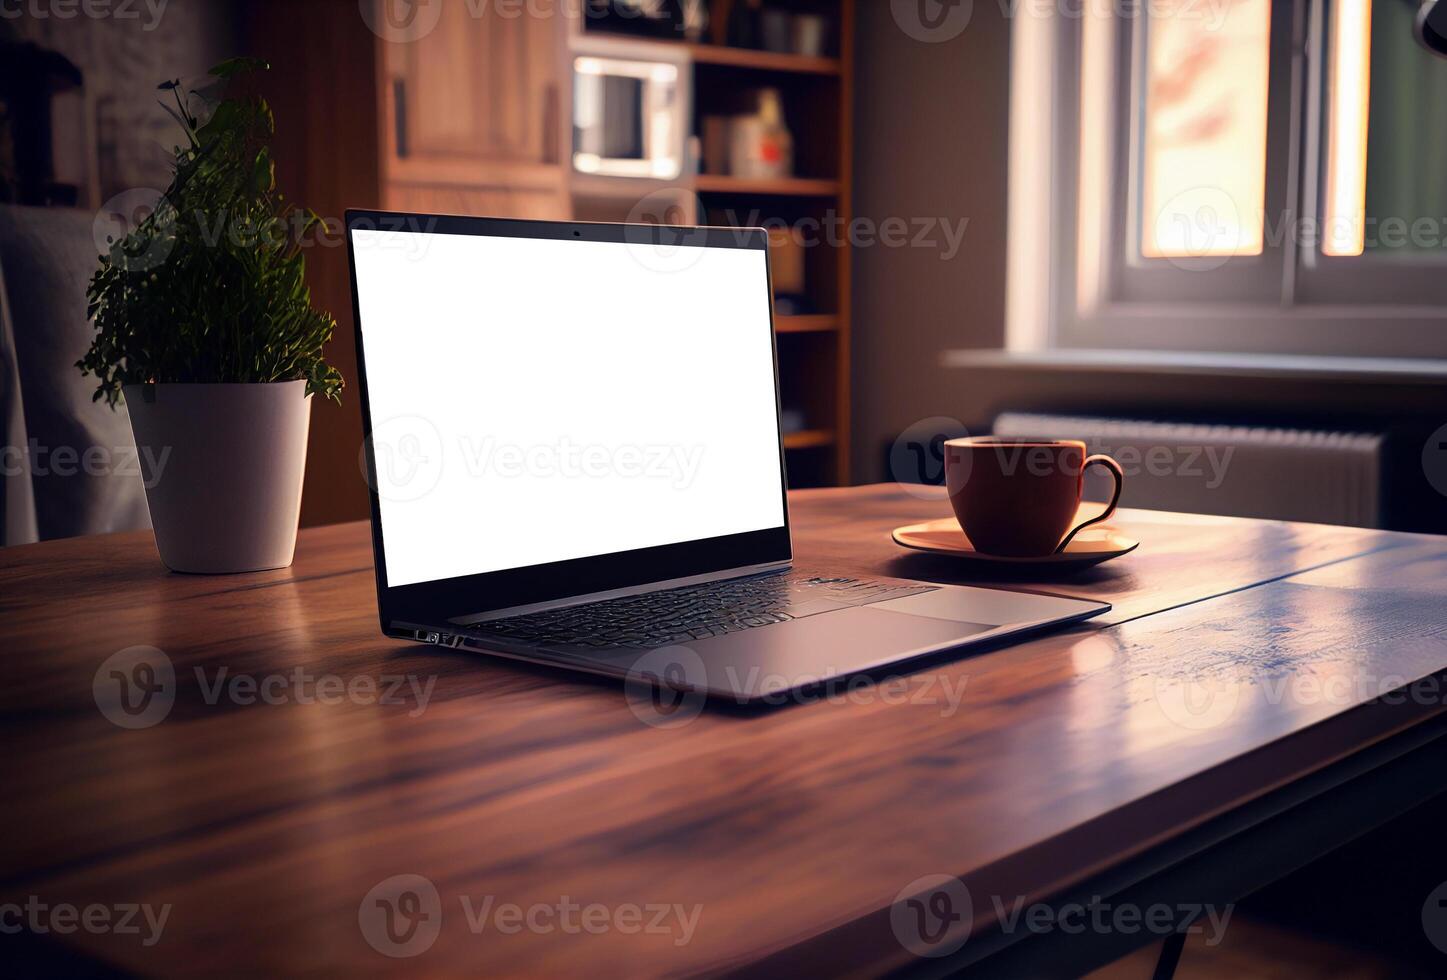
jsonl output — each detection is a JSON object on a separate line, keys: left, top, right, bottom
{"left": 572, "top": 51, "right": 689, "bottom": 180}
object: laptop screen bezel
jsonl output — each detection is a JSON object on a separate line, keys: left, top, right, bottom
{"left": 345, "top": 209, "right": 793, "bottom": 630}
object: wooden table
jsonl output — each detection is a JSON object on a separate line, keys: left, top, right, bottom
{"left": 4, "top": 485, "right": 1447, "bottom": 977}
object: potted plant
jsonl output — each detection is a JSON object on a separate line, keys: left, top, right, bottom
{"left": 79, "top": 58, "right": 343, "bottom": 573}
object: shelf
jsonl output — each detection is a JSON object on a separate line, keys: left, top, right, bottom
{"left": 386, "top": 156, "right": 565, "bottom": 191}
{"left": 783, "top": 429, "right": 836, "bottom": 450}
{"left": 693, "top": 175, "right": 840, "bottom": 196}
{"left": 775, "top": 315, "right": 839, "bottom": 334}
{"left": 688, "top": 44, "right": 842, "bottom": 75}
{"left": 575, "top": 33, "right": 842, "bottom": 75}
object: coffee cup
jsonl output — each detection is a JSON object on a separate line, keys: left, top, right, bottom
{"left": 943, "top": 438, "right": 1124, "bottom": 557}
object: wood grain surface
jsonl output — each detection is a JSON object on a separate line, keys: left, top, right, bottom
{"left": 2, "top": 485, "right": 1444, "bottom": 977}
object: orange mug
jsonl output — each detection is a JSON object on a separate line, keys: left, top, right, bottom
{"left": 943, "top": 438, "right": 1124, "bottom": 557}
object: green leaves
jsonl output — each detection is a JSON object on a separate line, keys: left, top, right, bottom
{"left": 78, "top": 57, "right": 343, "bottom": 408}
{"left": 252, "top": 148, "right": 275, "bottom": 195}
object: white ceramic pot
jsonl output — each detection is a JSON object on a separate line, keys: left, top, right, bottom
{"left": 123, "top": 381, "right": 311, "bottom": 573}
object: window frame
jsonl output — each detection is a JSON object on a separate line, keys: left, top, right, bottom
{"left": 1007, "top": 0, "right": 1447, "bottom": 361}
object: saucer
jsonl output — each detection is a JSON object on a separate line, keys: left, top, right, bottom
{"left": 891, "top": 507, "right": 1138, "bottom": 570}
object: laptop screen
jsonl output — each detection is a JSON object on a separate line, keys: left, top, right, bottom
{"left": 351, "top": 225, "right": 787, "bottom": 590}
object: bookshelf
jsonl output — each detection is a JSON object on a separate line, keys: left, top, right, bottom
{"left": 565, "top": 2, "right": 855, "bottom": 488}
{"left": 259, "top": 0, "right": 855, "bottom": 526}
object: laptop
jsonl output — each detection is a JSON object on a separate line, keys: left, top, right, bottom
{"left": 344, "top": 210, "right": 1108, "bottom": 704}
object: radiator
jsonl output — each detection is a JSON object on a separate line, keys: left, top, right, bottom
{"left": 992, "top": 412, "right": 1384, "bottom": 528}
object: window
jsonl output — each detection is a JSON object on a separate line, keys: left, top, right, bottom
{"left": 1007, "top": 0, "right": 1447, "bottom": 360}
{"left": 1140, "top": 0, "right": 1272, "bottom": 260}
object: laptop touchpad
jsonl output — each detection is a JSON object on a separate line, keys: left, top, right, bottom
{"left": 870, "top": 588, "right": 1044, "bottom": 628}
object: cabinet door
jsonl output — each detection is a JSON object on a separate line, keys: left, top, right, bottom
{"left": 383, "top": 1, "right": 561, "bottom": 177}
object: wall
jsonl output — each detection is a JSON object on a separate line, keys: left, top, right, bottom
{"left": 4, "top": 0, "right": 241, "bottom": 202}
{"left": 4, "top": 0, "right": 377, "bottom": 529}
{"left": 245, "top": 0, "right": 381, "bottom": 528}
{"left": 849, "top": 2, "right": 1011, "bottom": 483}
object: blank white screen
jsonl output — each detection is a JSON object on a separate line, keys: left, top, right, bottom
{"left": 352, "top": 229, "right": 786, "bottom": 588}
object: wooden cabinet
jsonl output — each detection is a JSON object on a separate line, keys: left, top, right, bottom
{"left": 379, "top": 1, "right": 566, "bottom": 217}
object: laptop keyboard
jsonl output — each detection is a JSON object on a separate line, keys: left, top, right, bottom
{"left": 468, "top": 572, "right": 935, "bottom": 650}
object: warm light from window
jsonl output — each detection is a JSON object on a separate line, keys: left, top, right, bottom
{"left": 1322, "top": 0, "right": 1372, "bottom": 257}
{"left": 1140, "top": 0, "right": 1272, "bottom": 259}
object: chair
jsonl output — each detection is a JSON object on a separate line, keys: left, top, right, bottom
{"left": 0, "top": 203, "right": 150, "bottom": 545}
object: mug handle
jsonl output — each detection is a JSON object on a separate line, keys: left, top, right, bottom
{"left": 1055, "top": 455, "right": 1125, "bottom": 553}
